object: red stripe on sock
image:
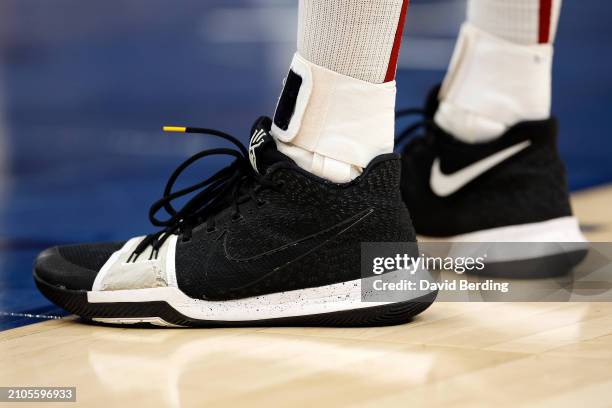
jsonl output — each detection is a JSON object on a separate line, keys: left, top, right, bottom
{"left": 384, "top": 0, "right": 410, "bottom": 82}
{"left": 539, "top": 0, "right": 553, "bottom": 43}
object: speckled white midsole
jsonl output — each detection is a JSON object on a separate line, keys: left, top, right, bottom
{"left": 88, "top": 270, "right": 435, "bottom": 323}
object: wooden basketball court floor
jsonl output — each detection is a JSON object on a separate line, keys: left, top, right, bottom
{"left": 1, "top": 185, "right": 611, "bottom": 407}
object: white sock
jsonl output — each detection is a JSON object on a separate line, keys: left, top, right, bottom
{"left": 435, "top": 0, "right": 562, "bottom": 143}
{"left": 271, "top": 0, "right": 409, "bottom": 182}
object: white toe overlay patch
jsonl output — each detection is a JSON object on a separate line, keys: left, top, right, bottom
{"left": 92, "top": 235, "right": 178, "bottom": 291}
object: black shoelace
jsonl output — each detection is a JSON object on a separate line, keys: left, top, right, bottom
{"left": 128, "top": 124, "right": 281, "bottom": 262}
{"left": 128, "top": 107, "right": 427, "bottom": 262}
{"left": 394, "top": 107, "right": 433, "bottom": 148}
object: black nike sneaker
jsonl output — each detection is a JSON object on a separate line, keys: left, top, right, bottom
{"left": 396, "top": 86, "right": 588, "bottom": 278}
{"left": 34, "top": 117, "right": 436, "bottom": 327}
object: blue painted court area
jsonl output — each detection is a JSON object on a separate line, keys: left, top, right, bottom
{"left": 0, "top": 0, "right": 611, "bottom": 329}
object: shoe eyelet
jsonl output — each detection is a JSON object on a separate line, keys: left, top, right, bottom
{"left": 231, "top": 213, "right": 243, "bottom": 222}
{"left": 257, "top": 200, "right": 267, "bottom": 208}
{"left": 276, "top": 180, "right": 285, "bottom": 188}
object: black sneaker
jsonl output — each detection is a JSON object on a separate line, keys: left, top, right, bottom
{"left": 34, "top": 117, "right": 436, "bottom": 327}
{"left": 396, "top": 87, "right": 588, "bottom": 278}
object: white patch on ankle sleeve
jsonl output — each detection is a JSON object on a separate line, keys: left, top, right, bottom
{"left": 92, "top": 235, "right": 178, "bottom": 291}
{"left": 271, "top": 53, "right": 395, "bottom": 172}
{"left": 435, "top": 23, "right": 552, "bottom": 143}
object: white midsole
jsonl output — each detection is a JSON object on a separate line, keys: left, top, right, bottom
{"left": 418, "top": 216, "right": 588, "bottom": 262}
{"left": 92, "top": 317, "right": 185, "bottom": 327}
{"left": 87, "top": 271, "right": 435, "bottom": 322}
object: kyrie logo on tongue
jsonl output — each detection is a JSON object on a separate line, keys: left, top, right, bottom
{"left": 249, "top": 126, "right": 272, "bottom": 174}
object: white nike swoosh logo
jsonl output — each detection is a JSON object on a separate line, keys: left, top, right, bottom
{"left": 430, "top": 140, "right": 531, "bottom": 197}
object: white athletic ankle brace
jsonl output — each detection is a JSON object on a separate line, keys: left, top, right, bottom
{"left": 435, "top": 23, "right": 553, "bottom": 143}
{"left": 271, "top": 53, "right": 396, "bottom": 183}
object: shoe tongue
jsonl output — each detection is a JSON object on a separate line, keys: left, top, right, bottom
{"left": 249, "top": 116, "right": 288, "bottom": 174}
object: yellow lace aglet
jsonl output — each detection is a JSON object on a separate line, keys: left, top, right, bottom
{"left": 163, "top": 126, "right": 187, "bottom": 133}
